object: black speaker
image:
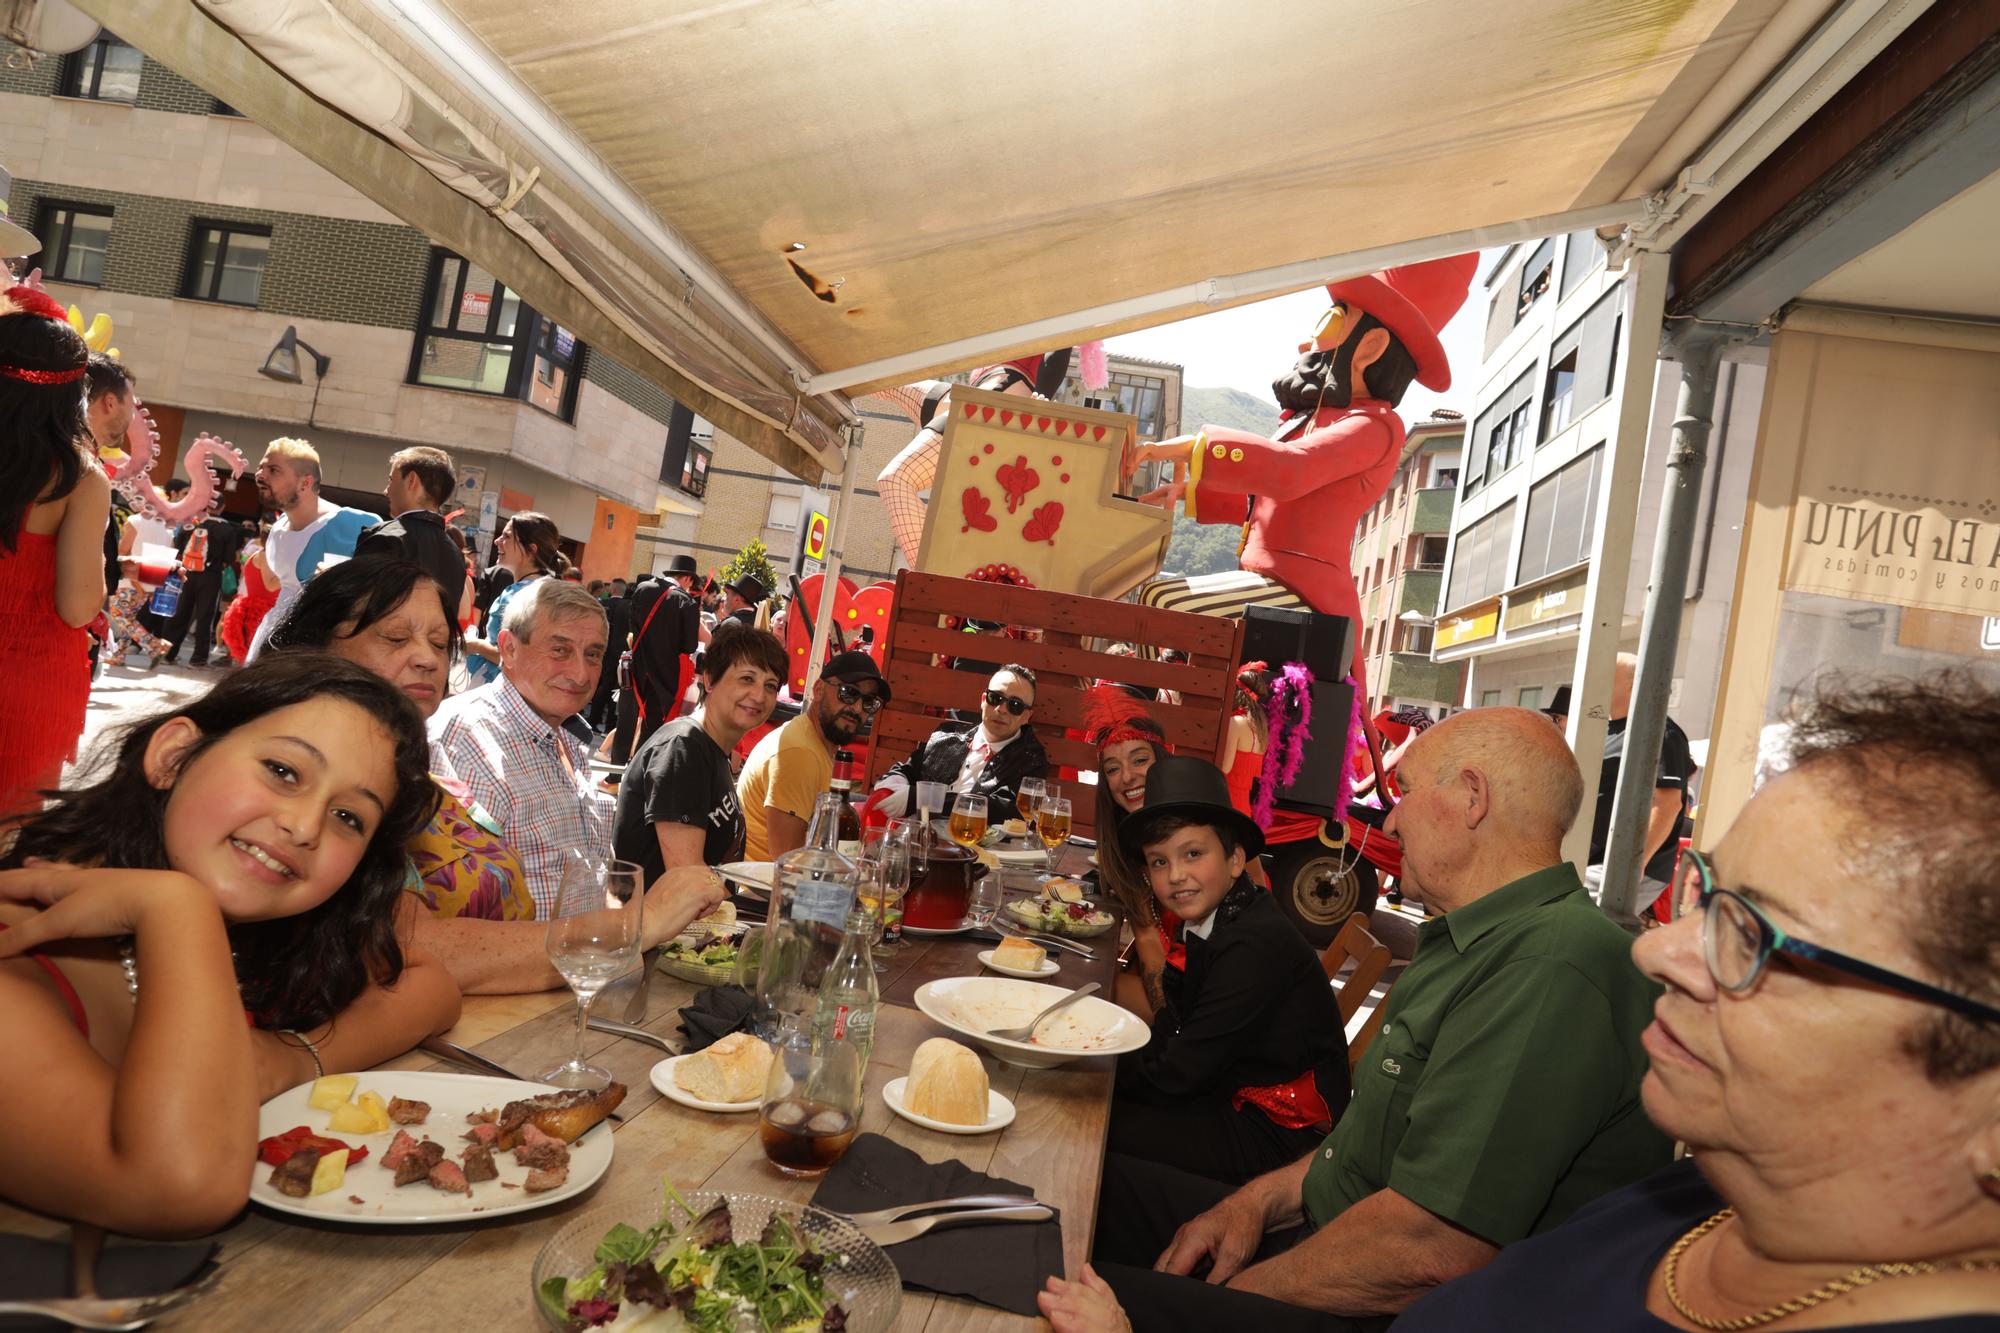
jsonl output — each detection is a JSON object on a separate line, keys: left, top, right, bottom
{"left": 1242, "top": 605, "right": 1352, "bottom": 681}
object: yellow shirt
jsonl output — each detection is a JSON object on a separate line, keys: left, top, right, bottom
{"left": 736, "top": 711, "right": 831, "bottom": 862}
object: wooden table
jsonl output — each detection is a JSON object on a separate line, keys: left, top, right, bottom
{"left": 3, "top": 868, "right": 1122, "bottom": 1332}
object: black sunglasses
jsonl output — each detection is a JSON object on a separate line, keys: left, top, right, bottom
{"left": 832, "top": 681, "right": 884, "bottom": 714}
{"left": 983, "top": 689, "right": 1031, "bottom": 716}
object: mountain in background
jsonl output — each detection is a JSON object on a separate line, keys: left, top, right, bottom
{"left": 1158, "top": 385, "right": 1280, "bottom": 577}
{"left": 1181, "top": 384, "right": 1279, "bottom": 438}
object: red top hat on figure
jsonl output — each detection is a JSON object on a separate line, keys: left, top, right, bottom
{"left": 1319, "top": 252, "right": 1479, "bottom": 392}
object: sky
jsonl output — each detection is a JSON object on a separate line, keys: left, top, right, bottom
{"left": 1104, "top": 248, "right": 1497, "bottom": 423}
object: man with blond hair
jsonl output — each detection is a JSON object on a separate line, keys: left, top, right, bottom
{"left": 1084, "top": 707, "right": 1670, "bottom": 1331}
{"left": 353, "top": 444, "right": 472, "bottom": 624}
{"left": 244, "top": 437, "right": 375, "bottom": 661}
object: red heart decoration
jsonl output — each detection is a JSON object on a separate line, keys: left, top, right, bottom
{"left": 995, "top": 454, "right": 1041, "bottom": 514}
{"left": 1022, "top": 501, "right": 1064, "bottom": 546}
{"left": 980, "top": 406, "right": 995, "bottom": 422}
{"left": 963, "top": 403, "right": 976, "bottom": 418}
{"left": 999, "top": 410, "right": 1014, "bottom": 427}
{"left": 1036, "top": 416, "right": 1052, "bottom": 432}
{"left": 960, "top": 487, "right": 998, "bottom": 533}
{"left": 783, "top": 573, "right": 861, "bottom": 694}
{"left": 1093, "top": 426, "right": 1106, "bottom": 442}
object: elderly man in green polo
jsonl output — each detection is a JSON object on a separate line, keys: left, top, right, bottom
{"left": 1075, "top": 707, "right": 1671, "bottom": 1333}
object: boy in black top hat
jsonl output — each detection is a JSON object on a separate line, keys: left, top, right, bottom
{"left": 1110, "top": 755, "right": 1350, "bottom": 1186}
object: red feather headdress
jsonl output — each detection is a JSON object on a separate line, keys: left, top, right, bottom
{"left": 0, "top": 284, "right": 88, "bottom": 385}
{"left": 1082, "top": 683, "right": 1171, "bottom": 753}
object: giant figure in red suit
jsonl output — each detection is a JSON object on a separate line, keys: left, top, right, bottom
{"left": 1131, "top": 253, "right": 1477, "bottom": 695}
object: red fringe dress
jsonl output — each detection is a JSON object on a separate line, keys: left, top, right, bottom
{"left": 0, "top": 530, "right": 91, "bottom": 819}
{"left": 220, "top": 561, "right": 280, "bottom": 664}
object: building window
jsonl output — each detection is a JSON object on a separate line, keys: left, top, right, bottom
{"left": 1418, "top": 535, "right": 1448, "bottom": 569}
{"left": 1444, "top": 500, "right": 1517, "bottom": 611}
{"left": 1432, "top": 466, "right": 1459, "bottom": 491}
{"left": 1400, "top": 622, "right": 1435, "bottom": 654}
{"left": 1558, "top": 229, "right": 1602, "bottom": 300}
{"left": 1466, "top": 366, "right": 1536, "bottom": 497}
{"left": 1515, "top": 445, "right": 1603, "bottom": 586}
{"left": 38, "top": 204, "right": 112, "bottom": 286}
{"left": 1542, "top": 287, "right": 1623, "bottom": 443}
{"left": 63, "top": 35, "right": 142, "bottom": 103}
{"left": 1515, "top": 236, "right": 1554, "bottom": 322}
{"left": 183, "top": 222, "right": 270, "bottom": 305}
{"left": 408, "top": 251, "right": 585, "bottom": 422}
{"left": 1517, "top": 685, "right": 1544, "bottom": 710}
{"left": 1063, "top": 369, "right": 1170, "bottom": 439}
{"left": 680, "top": 439, "right": 711, "bottom": 498}
{"left": 1480, "top": 689, "right": 1503, "bottom": 708}
{"left": 1542, "top": 344, "right": 1577, "bottom": 439}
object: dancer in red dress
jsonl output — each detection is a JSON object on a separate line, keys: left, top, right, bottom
{"left": 0, "top": 283, "right": 109, "bottom": 820}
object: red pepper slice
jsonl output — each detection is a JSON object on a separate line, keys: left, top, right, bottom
{"left": 257, "top": 1125, "right": 369, "bottom": 1167}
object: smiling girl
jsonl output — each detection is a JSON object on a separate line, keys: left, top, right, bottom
{"left": 0, "top": 655, "right": 460, "bottom": 1235}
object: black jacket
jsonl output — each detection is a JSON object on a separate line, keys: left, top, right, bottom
{"left": 354, "top": 509, "right": 467, "bottom": 618}
{"left": 629, "top": 579, "right": 700, "bottom": 716}
{"left": 172, "top": 516, "right": 242, "bottom": 580}
{"left": 1117, "top": 881, "right": 1350, "bottom": 1113}
{"left": 886, "top": 723, "right": 1050, "bottom": 815}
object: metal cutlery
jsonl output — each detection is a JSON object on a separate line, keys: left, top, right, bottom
{"left": 622, "top": 944, "right": 662, "bottom": 1022}
{"left": 987, "top": 981, "right": 1102, "bottom": 1042}
{"left": 995, "top": 927, "right": 1095, "bottom": 960}
{"left": 586, "top": 1016, "right": 681, "bottom": 1054}
{"left": 856, "top": 1204, "right": 1054, "bottom": 1247}
{"left": 842, "top": 1194, "right": 1040, "bottom": 1227}
{"left": 0, "top": 1267, "right": 221, "bottom": 1330}
{"left": 419, "top": 1035, "right": 532, "bottom": 1081}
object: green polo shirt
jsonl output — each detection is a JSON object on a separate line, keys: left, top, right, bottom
{"left": 1299, "top": 864, "right": 1670, "bottom": 1245}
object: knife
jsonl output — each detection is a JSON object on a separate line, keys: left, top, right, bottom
{"left": 856, "top": 1204, "right": 1054, "bottom": 1247}
{"left": 587, "top": 1016, "right": 681, "bottom": 1054}
{"left": 623, "top": 945, "right": 662, "bottom": 1022}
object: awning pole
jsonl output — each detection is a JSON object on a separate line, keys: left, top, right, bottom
{"left": 1598, "top": 330, "right": 1729, "bottom": 925}
{"left": 802, "top": 422, "right": 863, "bottom": 693}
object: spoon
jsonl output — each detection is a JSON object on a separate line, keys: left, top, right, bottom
{"left": 986, "top": 982, "right": 1102, "bottom": 1043}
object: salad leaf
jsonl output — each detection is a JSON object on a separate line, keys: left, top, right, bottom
{"left": 536, "top": 1276, "right": 571, "bottom": 1328}
{"left": 594, "top": 1221, "right": 655, "bottom": 1267}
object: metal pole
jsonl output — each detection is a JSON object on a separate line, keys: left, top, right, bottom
{"left": 1598, "top": 332, "right": 1724, "bottom": 925}
{"left": 802, "top": 421, "right": 862, "bottom": 693}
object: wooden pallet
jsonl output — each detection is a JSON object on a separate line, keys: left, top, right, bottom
{"left": 867, "top": 572, "right": 1246, "bottom": 841}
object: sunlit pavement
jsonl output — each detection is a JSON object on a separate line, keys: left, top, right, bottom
{"left": 70, "top": 658, "right": 231, "bottom": 779}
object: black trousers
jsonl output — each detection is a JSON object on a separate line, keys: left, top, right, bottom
{"left": 609, "top": 685, "right": 640, "bottom": 768}
{"left": 1092, "top": 1153, "right": 1388, "bottom": 1333}
{"left": 1109, "top": 1094, "right": 1328, "bottom": 1187}
{"left": 161, "top": 572, "right": 224, "bottom": 664}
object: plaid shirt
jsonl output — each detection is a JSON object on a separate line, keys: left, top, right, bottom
{"left": 427, "top": 675, "right": 612, "bottom": 918}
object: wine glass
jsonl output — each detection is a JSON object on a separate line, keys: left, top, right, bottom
{"left": 539, "top": 854, "right": 643, "bottom": 1089}
{"left": 912, "top": 780, "right": 946, "bottom": 874}
{"left": 759, "top": 1025, "right": 863, "bottom": 1179}
{"left": 948, "top": 793, "right": 988, "bottom": 848}
{"left": 1036, "top": 794, "right": 1073, "bottom": 874}
{"left": 857, "top": 825, "right": 911, "bottom": 971}
{"left": 1015, "top": 777, "right": 1046, "bottom": 831}
{"left": 968, "top": 864, "right": 1005, "bottom": 931}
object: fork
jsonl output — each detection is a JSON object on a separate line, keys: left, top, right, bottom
{"left": 995, "top": 926, "right": 1095, "bottom": 960}
{"left": 0, "top": 1268, "right": 222, "bottom": 1330}
{"left": 987, "top": 981, "right": 1101, "bottom": 1042}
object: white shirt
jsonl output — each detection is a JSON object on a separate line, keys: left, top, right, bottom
{"left": 876, "top": 724, "right": 1021, "bottom": 815}
{"left": 1184, "top": 909, "right": 1219, "bottom": 941}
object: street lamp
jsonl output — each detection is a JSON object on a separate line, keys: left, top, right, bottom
{"left": 259, "top": 325, "right": 332, "bottom": 426}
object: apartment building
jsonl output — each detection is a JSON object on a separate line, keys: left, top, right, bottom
{"left": 1432, "top": 234, "right": 1764, "bottom": 741}
{"left": 2, "top": 35, "right": 682, "bottom": 580}
{"left": 1350, "top": 412, "right": 1466, "bottom": 715}
{"left": 651, "top": 354, "right": 1183, "bottom": 584}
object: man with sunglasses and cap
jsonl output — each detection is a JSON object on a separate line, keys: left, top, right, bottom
{"left": 737, "top": 648, "right": 890, "bottom": 860}
{"left": 871, "top": 665, "right": 1049, "bottom": 819}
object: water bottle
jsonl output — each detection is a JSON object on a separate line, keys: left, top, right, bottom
{"left": 149, "top": 571, "right": 184, "bottom": 618}
{"left": 811, "top": 906, "right": 880, "bottom": 1068}
{"left": 748, "top": 791, "right": 858, "bottom": 1038}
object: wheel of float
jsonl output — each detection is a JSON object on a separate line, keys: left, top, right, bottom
{"left": 1267, "top": 838, "right": 1379, "bottom": 950}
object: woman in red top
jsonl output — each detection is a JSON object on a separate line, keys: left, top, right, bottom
{"left": 0, "top": 284, "right": 110, "bottom": 820}
{"left": 0, "top": 656, "right": 458, "bottom": 1236}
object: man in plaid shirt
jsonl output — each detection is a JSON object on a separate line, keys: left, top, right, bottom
{"left": 430, "top": 579, "right": 615, "bottom": 916}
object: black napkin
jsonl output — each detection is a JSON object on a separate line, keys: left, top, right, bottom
{"left": 812, "top": 1132, "right": 1060, "bottom": 1317}
{"left": 676, "top": 984, "right": 754, "bottom": 1053}
{"left": 0, "top": 1234, "right": 216, "bottom": 1330}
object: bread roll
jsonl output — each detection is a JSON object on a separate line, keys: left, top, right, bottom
{"left": 675, "top": 1033, "right": 772, "bottom": 1104}
{"left": 1044, "top": 878, "right": 1085, "bottom": 904}
{"left": 696, "top": 899, "right": 737, "bottom": 928}
{"left": 992, "top": 937, "right": 1046, "bottom": 971}
{"left": 906, "top": 1038, "right": 989, "bottom": 1126}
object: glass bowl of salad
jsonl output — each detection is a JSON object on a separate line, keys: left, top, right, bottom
{"left": 532, "top": 1181, "right": 900, "bottom": 1332}
{"left": 655, "top": 928, "right": 746, "bottom": 987}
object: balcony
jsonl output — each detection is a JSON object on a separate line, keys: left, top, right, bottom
{"left": 1411, "top": 485, "right": 1456, "bottom": 535}
{"left": 1382, "top": 651, "right": 1461, "bottom": 705}
{"left": 1395, "top": 569, "right": 1442, "bottom": 620}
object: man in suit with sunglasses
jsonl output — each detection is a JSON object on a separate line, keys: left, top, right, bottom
{"left": 873, "top": 664, "right": 1049, "bottom": 819}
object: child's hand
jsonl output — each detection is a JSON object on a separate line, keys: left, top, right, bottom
{"left": 1038, "top": 1265, "right": 1133, "bottom": 1333}
{"left": 0, "top": 861, "right": 212, "bottom": 955}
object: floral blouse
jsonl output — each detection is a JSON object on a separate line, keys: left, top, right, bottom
{"left": 404, "top": 779, "right": 536, "bottom": 921}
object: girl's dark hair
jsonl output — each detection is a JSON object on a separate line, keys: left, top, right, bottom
{"left": 507, "top": 510, "right": 571, "bottom": 578}
{"left": 2, "top": 654, "right": 439, "bottom": 1030}
{"left": 1272, "top": 313, "right": 1421, "bottom": 414}
{"left": 0, "top": 311, "right": 91, "bottom": 551}
{"left": 1093, "top": 716, "right": 1172, "bottom": 928}
{"left": 266, "top": 559, "right": 463, "bottom": 659}
{"left": 698, "top": 621, "right": 788, "bottom": 686}
{"left": 1235, "top": 667, "right": 1272, "bottom": 750}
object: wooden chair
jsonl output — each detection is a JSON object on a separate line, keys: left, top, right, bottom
{"left": 1321, "top": 912, "right": 1393, "bottom": 1073}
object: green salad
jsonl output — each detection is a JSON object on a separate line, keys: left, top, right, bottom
{"left": 541, "top": 1183, "right": 848, "bottom": 1332}
{"left": 661, "top": 936, "right": 739, "bottom": 968}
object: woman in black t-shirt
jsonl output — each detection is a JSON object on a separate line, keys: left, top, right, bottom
{"left": 612, "top": 622, "right": 789, "bottom": 887}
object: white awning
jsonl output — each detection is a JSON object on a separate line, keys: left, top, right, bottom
{"left": 89, "top": 0, "right": 1914, "bottom": 481}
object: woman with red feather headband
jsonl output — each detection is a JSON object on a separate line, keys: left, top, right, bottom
{"left": 0, "top": 282, "right": 110, "bottom": 820}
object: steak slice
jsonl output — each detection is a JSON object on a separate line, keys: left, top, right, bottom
{"left": 379, "top": 1130, "right": 421, "bottom": 1170}
{"left": 511, "top": 1123, "right": 569, "bottom": 1170}
{"left": 462, "top": 1122, "right": 500, "bottom": 1148}
{"left": 427, "top": 1160, "right": 470, "bottom": 1195}
{"left": 523, "top": 1164, "right": 569, "bottom": 1193}
{"left": 387, "top": 1097, "right": 431, "bottom": 1125}
{"left": 461, "top": 1144, "right": 498, "bottom": 1183}
{"left": 393, "top": 1139, "right": 446, "bottom": 1187}
{"left": 269, "top": 1147, "right": 320, "bottom": 1198}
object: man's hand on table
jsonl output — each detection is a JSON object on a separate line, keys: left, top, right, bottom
{"left": 1039, "top": 1264, "right": 1133, "bottom": 1333}
{"left": 641, "top": 865, "right": 728, "bottom": 949}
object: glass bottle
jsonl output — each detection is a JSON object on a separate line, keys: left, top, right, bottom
{"left": 747, "top": 791, "right": 858, "bottom": 1038}
{"left": 810, "top": 906, "right": 880, "bottom": 1068}
{"left": 832, "top": 748, "right": 863, "bottom": 846}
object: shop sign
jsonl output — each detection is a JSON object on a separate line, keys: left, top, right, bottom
{"left": 1503, "top": 568, "right": 1587, "bottom": 631}
{"left": 1434, "top": 601, "right": 1499, "bottom": 650}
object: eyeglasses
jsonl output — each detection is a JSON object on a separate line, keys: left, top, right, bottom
{"left": 1673, "top": 848, "right": 2000, "bottom": 1023}
{"left": 832, "top": 682, "right": 884, "bottom": 714}
{"left": 983, "top": 689, "right": 1031, "bottom": 716}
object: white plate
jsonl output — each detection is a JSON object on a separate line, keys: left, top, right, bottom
{"left": 648, "top": 1055, "right": 761, "bottom": 1114}
{"left": 719, "top": 860, "right": 775, "bottom": 891}
{"left": 991, "top": 846, "right": 1052, "bottom": 865}
{"left": 901, "top": 919, "right": 972, "bottom": 937}
{"left": 251, "top": 1069, "right": 615, "bottom": 1224}
{"left": 977, "top": 947, "right": 1061, "bottom": 979}
{"left": 914, "top": 976, "right": 1153, "bottom": 1070}
{"left": 881, "top": 1076, "right": 1016, "bottom": 1136}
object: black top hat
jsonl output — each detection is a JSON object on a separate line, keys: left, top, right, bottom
{"left": 1542, "top": 685, "right": 1572, "bottom": 720}
{"left": 727, "top": 573, "right": 769, "bottom": 603}
{"left": 1119, "top": 754, "right": 1265, "bottom": 858}
{"left": 665, "top": 554, "right": 698, "bottom": 576}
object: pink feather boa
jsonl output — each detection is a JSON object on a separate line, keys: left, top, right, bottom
{"left": 1251, "top": 666, "right": 1364, "bottom": 828}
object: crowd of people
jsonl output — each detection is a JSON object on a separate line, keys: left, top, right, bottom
{"left": 2, "top": 275, "right": 1996, "bottom": 1330}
